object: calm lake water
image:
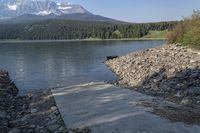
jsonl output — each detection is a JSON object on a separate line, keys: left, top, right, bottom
{"left": 0, "top": 40, "right": 165, "bottom": 93}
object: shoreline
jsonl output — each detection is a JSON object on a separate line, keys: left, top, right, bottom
{"left": 105, "top": 44, "right": 200, "bottom": 104}
{"left": 2, "top": 43, "right": 200, "bottom": 130}
{"left": 105, "top": 44, "right": 200, "bottom": 124}
{"left": 1, "top": 43, "right": 200, "bottom": 131}
{"left": 0, "top": 38, "right": 166, "bottom": 43}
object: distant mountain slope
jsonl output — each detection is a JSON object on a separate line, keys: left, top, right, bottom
{"left": 0, "top": 0, "right": 125, "bottom": 24}
{"left": 0, "top": 13, "right": 125, "bottom": 24}
{"left": 0, "top": 0, "right": 88, "bottom": 19}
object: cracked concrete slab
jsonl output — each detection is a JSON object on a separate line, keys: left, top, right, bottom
{"left": 52, "top": 82, "right": 200, "bottom": 133}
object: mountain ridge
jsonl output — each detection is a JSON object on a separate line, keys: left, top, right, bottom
{"left": 1, "top": 13, "right": 126, "bottom": 24}
{"left": 0, "top": 0, "right": 125, "bottom": 24}
{"left": 0, "top": 0, "right": 88, "bottom": 19}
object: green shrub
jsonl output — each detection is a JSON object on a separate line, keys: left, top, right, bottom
{"left": 112, "top": 30, "right": 122, "bottom": 39}
{"left": 167, "top": 10, "right": 200, "bottom": 49}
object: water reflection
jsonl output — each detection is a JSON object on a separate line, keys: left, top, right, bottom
{"left": 16, "top": 53, "right": 26, "bottom": 80}
{"left": 0, "top": 40, "right": 165, "bottom": 93}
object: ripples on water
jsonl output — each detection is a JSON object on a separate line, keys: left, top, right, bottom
{"left": 0, "top": 40, "right": 165, "bottom": 93}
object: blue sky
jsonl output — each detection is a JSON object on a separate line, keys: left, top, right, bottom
{"left": 58, "top": 0, "right": 200, "bottom": 22}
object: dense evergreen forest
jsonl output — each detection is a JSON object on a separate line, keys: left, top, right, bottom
{"left": 0, "top": 20, "right": 177, "bottom": 40}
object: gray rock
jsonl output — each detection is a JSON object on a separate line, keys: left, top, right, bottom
{"left": 26, "top": 129, "right": 34, "bottom": 133}
{"left": 30, "top": 108, "right": 38, "bottom": 113}
{"left": 0, "top": 111, "right": 6, "bottom": 118}
{"left": 8, "top": 128, "right": 20, "bottom": 133}
{"left": 186, "top": 87, "right": 200, "bottom": 96}
{"left": 51, "top": 106, "right": 57, "bottom": 111}
{"left": 180, "top": 99, "right": 190, "bottom": 104}
{"left": 174, "top": 91, "right": 181, "bottom": 98}
{"left": 49, "top": 124, "right": 60, "bottom": 131}
{"left": 29, "top": 125, "right": 36, "bottom": 128}
{"left": 105, "top": 44, "right": 200, "bottom": 104}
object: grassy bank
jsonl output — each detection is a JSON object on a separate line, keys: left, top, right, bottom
{"left": 143, "top": 30, "right": 168, "bottom": 39}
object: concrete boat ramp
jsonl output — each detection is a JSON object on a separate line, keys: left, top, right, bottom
{"left": 52, "top": 82, "right": 200, "bottom": 133}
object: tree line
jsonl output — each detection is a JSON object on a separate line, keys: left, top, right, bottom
{"left": 168, "top": 10, "right": 200, "bottom": 49}
{"left": 0, "top": 20, "right": 177, "bottom": 40}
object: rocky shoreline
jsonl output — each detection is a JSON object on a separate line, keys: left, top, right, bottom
{"left": 0, "top": 70, "right": 68, "bottom": 133}
{"left": 105, "top": 44, "right": 200, "bottom": 124}
{"left": 1, "top": 43, "right": 200, "bottom": 132}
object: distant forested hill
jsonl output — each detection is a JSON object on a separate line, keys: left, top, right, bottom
{"left": 0, "top": 20, "right": 177, "bottom": 40}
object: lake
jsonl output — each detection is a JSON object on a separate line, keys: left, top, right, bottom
{"left": 0, "top": 40, "right": 165, "bottom": 93}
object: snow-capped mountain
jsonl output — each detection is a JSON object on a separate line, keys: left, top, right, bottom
{"left": 0, "top": 0, "right": 88, "bottom": 19}
{"left": 0, "top": 0, "right": 125, "bottom": 24}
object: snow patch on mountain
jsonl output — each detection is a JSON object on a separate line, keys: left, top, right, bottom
{"left": 58, "top": 6, "right": 72, "bottom": 10}
{"left": 0, "top": 0, "right": 89, "bottom": 19}
{"left": 7, "top": 4, "right": 18, "bottom": 11}
{"left": 37, "top": 10, "right": 51, "bottom": 16}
